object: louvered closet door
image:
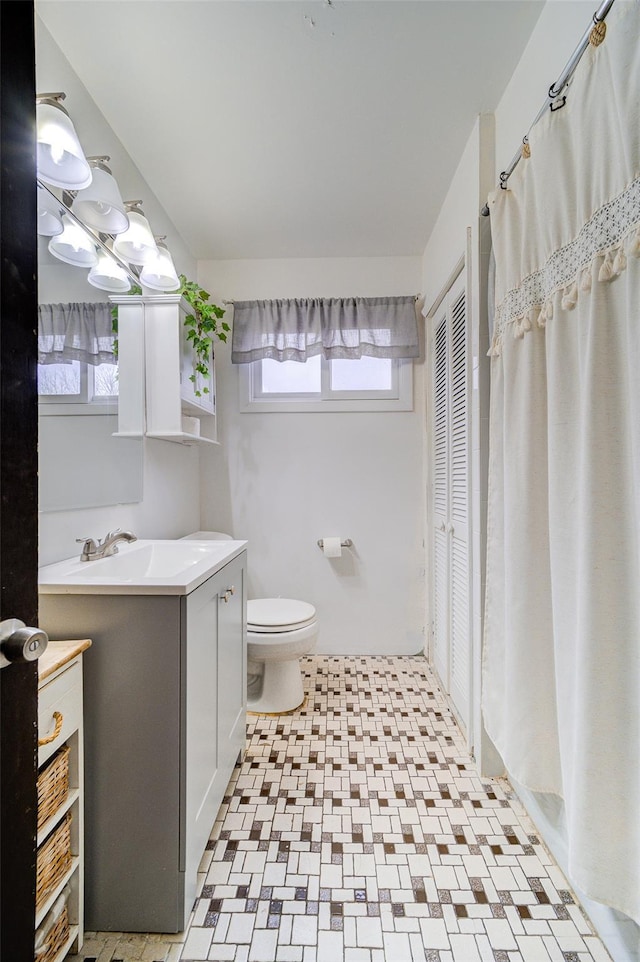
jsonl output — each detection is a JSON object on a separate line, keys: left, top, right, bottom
{"left": 431, "top": 275, "right": 471, "bottom": 734}
{"left": 433, "top": 313, "right": 450, "bottom": 687}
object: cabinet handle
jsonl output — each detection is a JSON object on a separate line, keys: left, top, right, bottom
{"left": 38, "top": 710, "right": 63, "bottom": 746}
{"left": 221, "top": 586, "right": 236, "bottom": 604}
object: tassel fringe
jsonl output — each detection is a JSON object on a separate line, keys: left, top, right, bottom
{"left": 613, "top": 247, "right": 627, "bottom": 274}
{"left": 497, "top": 228, "right": 639, "bottom": 353}
{"left": 488, "top": 334, "right": 502, "bottom": 357}
{"left": 561, "top": 281, "right": 578, "bottom": 311}
{"left": 598, "top": 250, "right": 615, "bottom": 282}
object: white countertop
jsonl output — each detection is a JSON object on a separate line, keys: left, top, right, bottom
{"left": 38, "top": 539, "right": 247, "bottom": 595}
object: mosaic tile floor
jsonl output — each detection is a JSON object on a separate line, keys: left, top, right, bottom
{"left": 70, "top": 656, "right": 611, "bottom": 962}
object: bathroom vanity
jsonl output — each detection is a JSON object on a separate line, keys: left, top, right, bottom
{"left": 38, "top": 540, "right": 247, "bottom": 933}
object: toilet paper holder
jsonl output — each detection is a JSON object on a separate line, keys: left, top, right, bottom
{"left": 317, "top": 538, "right": 352, "bottom": 550}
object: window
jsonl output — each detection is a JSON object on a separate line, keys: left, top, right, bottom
{"left": 38, "top": 360, "right": 118, "bottom": 415}
{"left": 240, "top": 355, "right": 412, "bottom": 412}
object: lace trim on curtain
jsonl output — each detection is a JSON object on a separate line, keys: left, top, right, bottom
{"left": 490, "top": 175, "right": 640, "bottom": 356}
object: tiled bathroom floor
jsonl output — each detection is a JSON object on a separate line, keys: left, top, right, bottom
{"left": 70, "top": 656, "right": 611, "bottom": 962}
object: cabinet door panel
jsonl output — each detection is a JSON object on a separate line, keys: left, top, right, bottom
{"left": 184, "top": 577, "right": 219, "bottom": 884}
{"left": 217, "top": 557, "right": 246, "bottom": 764}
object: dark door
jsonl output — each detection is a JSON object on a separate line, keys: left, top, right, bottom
{"left": 0, "top": 2, "right": 41, "bottom": 959}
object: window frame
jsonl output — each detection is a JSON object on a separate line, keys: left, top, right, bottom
{"left": 239, "top": 355, "right": 413, "bottom": 413}
{"left": 38, "top": 359, "right": 119, "bottom": 416}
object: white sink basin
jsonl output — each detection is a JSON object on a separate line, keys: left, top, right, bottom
{"left": 38, "top": 539, "right": 247, "bottom": 595}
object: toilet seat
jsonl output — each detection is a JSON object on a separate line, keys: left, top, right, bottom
{"left": 247, "top": 598, "right": 316, "bottom": 633}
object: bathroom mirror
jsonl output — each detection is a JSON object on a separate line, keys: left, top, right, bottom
{"left": 37, "top": 240, "right": 144, "bottom": 512}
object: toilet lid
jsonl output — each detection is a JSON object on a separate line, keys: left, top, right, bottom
{"left": 247, "top": 598, "right": 316, "bottom": 632}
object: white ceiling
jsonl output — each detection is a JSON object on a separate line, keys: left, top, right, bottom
{"left": 36, "top": 1, "right": 544, "bottom": 261}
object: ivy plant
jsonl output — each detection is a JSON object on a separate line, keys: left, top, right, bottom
{"left": 111, "top": 276, "right": 230, "bottom": 398}
{"left": 179, "top": 274, "right": 230, "bottom": 397}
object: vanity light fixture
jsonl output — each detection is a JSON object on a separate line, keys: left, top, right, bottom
{"left": 71, "top": 157, "right": 130, "bottom": 235}
{"left": 36, "top": 92, "right": 92, "bottom": 190}
{"left": 112, "top": 201, "right": 158, "bottom": 265}
{"left": 48, "top": 213, "right": 98, "bottom": 268}
{"left": 139, "top": 236, "right": 180, "bottom": 292}
{"left": 87, "top": 249, "right": 132, "bottom": 293}
{"left": 37, "top": 182, "right": 64, "bottom": 236}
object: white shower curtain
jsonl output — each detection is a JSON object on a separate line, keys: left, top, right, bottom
{"left": 483, "top": 0, "right": 640, "bottom": 925}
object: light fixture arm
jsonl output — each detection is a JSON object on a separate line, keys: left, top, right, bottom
{"left": 36, "top": 91, "right": 68, "bottom": 110}
{"left": 38, "top": 178, "right": 142, "bottom": 287}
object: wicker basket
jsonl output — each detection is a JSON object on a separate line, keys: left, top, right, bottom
{"left": 36, "top": 813, "right": 73, "bottom": 909}
{"left": 35, "top": 903, "right": 70, "bottom": 962}
{"left": 37, "top": 745, "right": 70, "bottom": 830}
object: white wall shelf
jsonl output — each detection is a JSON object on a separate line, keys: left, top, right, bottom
{"left": 145, "top": 432, "right": 220, "bottom": 446}
{"left": 111, "top": 293, "right": 218, "bottom": 445}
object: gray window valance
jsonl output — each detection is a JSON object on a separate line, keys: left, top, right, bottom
{"left": 38, "top": 302, "right": 115, "bottom": 366}
{"left": 231, "top": 295, "right": 419, "bottom": 364}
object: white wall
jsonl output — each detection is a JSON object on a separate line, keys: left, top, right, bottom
{"left": 419, "top": 2, "right": 637, "bottom": 959}
{"left": 197, "top": 257, "right": 426, "bottom": 656}
{"left": 37, "top": 22, "right": 201, "bottom": 566}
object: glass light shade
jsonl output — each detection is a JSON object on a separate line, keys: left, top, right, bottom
{"left": 37, "top": 184, "right": 63, "bottom": 236}
{"left": 71, "top": 166, "right": 130, "bottom": 234}
{"left": 140, "top": 242, "right": 180, "bottom": 292}
{"left": 37, "top": 100, "right": 92, "bottom": 190}
{"left": 48, "top": 215, "right": 98, "bottom": 268}
{"left": 112, "top": 209, "right": 158, "bottom": 265}
{"left": 87, "top": 251, "right": 132, "bottom": 293}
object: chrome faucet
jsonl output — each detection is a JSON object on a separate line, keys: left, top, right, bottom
{"left": 76, "top": 529, "right": 137, "bottom": 562}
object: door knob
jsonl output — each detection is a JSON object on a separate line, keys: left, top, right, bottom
{"left": 0, "top": 619, "right": 49, "bottom": 668}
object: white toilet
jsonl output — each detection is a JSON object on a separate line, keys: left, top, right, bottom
{"left": 181, "top": 531, "right": 318, "bottom": 713}
{"left": 246, "top": 597, "right": 318, "bottom": 713}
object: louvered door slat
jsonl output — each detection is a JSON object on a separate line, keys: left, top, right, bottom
{"left": 433, "top": 316, "right": 448, "bottom": 520}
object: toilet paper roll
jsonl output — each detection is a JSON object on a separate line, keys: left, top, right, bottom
{"left": 322, "top": 537, "right": 342, "bottom": 558}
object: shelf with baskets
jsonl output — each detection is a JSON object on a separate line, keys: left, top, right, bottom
{"left": 36, "top": 640, "right": 91, "bottom": 962}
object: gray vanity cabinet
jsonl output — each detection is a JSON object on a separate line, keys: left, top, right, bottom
{"left": 38, "top": 551, "right": 247, "bottom": 933}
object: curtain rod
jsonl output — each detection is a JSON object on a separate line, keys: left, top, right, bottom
{"left": 481, "top": 0, "right": 616, "bottom": 216}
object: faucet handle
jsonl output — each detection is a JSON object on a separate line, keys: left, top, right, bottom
{"left": 76, "top": 537, "right": 97, "bottom": 562}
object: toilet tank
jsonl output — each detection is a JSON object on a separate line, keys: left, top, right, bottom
{"left": 180, "top": 531, "right": 233, "bottom": 541}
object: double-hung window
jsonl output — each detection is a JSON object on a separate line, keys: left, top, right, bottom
{"left": 241, "top": 354, "right": 412, "bottom": 412}
{"left": 38, "top": 359, "right": 118, "bottom": 414}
